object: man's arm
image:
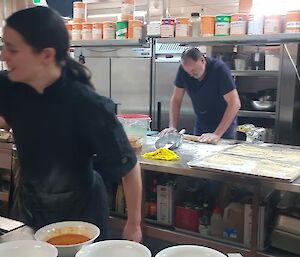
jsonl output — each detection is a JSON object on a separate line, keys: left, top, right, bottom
{"left": 199, "top": 89, "right": 240, "bottom": 143}
{"left": 214, "top": 89, "right": 241, "bottom": 136}
{"left": 122, "top": 162, "right": 142, "bottom": 242}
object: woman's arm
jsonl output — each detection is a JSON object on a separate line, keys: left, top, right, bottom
{"left": 121, "top": 162, "right": 142, "bottom": 242}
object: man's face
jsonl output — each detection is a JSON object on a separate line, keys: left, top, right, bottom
{"left": 181, "top": 56, "right": 206, "bottom": 80}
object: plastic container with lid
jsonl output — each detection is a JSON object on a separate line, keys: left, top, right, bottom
{"left": 117, "top": 114, "right": 151, "bottom": 151}
{"left": 191, "top": 12, "right": 200, "bottom": 37}
{"left": 215, "top": 15, "right": 231, "bottom": 36}
{"left": 286, "top": 10, "right": 300, "bottom": 33}
{"left": 73, "top": 1, "right": 86, "bottom": 23}
{"left": 201, "top": 15, "right": 215, "bottom": 37}
{"left": 82, "top": 23, "right": 93, "bottom": 40}
{"left": 161, "top": 18, "right": 175, "bottom": 38}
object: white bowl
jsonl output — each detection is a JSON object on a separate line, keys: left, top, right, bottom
{"left": 155, "top": 245, "right": 227, "bottom": 257}
{"left": 0, "top": 240, "right": 58, "bottom": 257}
{"left": 75, "top": 240, "right": 152, "bottom": 257}
{"left": 34, "top": 221, "right": 100, "bottom": 257}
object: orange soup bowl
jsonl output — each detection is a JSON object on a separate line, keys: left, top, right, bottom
{"left": 34, "top": 221, "right": 100, "bottom": 257}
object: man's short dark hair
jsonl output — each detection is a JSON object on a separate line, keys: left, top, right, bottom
{"left": 181, "top": 47, "right": 203, "bottom": 61}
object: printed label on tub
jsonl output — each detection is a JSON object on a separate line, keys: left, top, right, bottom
{"left": 133, "top": 27, "right": 142, "bottom": 39}
{"left": 176, "top": 24, "right": 189, "bottom": 37}
{"left": 215, "top": 23, "right": 230, "bottom": 35}
{"left": 230, "top": 21, "right": 247, "bottom": 35}
{"left": 161, "top": 25, "right": 174, "bottom": 37}
{"left": 73, "top": 7, "right": 85, "bottom": 20}
{"left": 287, "top": 21, "right": 300, "bottom": 28}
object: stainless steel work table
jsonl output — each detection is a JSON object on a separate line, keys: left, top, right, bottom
{"left": 119, "top": 137, "right": 300, "bottom": 257}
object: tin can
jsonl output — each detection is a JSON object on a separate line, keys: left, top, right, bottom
{"left": 128, "top": 20, "right": 143, "bottom": 39}
{"left": 92, "top": 23, "right": 103, "bottom": 40}
{"left": 215, "top": 15, "right": 231, "bottom": 36}
{"left": 71, "top": 23, "right": 82, "bottom": 40}
{"left": 161, "top": 18, "right": 175, "bottom": 38}
{"left": 175, "top": 17, "right": 189, "bottom": 37}
{"left": 230, "top": 13, "right": 247, "bottom": 35}
{"left": 103, "top": 21, "right": 116, "bottom": 40}
{"left": 82, "top": 23, "right": 93, "bottom": 40}
{"left": 73, "top": 1, "right": 86, "bottom": 23}
{"left": 121, "top": 0, "right": 134, "bottom": 21}
{"left": 201, "top": 15, "right": 215, "bottom": 37}
{"left": 286, "top": 10, "right": 300, "bottom": 33}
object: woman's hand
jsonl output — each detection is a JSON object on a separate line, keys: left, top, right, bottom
{"left": 122, "top": 222, "right": 142, "bottom": 242}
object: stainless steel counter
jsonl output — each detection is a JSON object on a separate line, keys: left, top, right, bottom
{"left": 138, "top": 137, "right": 300, "bottom": 193}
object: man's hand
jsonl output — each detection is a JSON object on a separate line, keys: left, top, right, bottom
{"left": 122, "top": 222, "right": 142, "bottom": 242}
{"left": 158, "top": 127, "right": 177, "bottom": 137}
{"left": 198, "top": 133, "right": 220, "bottom": 144}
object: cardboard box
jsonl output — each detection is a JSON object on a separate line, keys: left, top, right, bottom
{"left": 157, "top": 185, "right": 174, "bottom": 225}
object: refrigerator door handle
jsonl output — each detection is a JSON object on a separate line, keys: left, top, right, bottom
{"left": 157, "top": 101, "right": 161, "bottom": 131}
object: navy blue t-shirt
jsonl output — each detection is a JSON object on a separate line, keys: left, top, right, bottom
{"left": 175, "top": 57, "right": 237, "bottom": 138}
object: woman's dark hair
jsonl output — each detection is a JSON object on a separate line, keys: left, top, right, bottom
{"left": 181, "top": 47, "right": 203, "bottom": 62}
{"left": 6, "top": 6, "right": 94, "bottom": 89}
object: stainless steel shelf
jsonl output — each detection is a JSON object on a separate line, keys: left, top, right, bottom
{"left": 232, "top": 70, "right": 279, "bottom": 77}
{"left": 70, "top": 39, "right": 147, "bottom": 47}
{"left": 156, "top": 33, "right": 300, "bottom": 46}
{"left": 238, "top": 110, "right": 276, "bottom": 119}
{"left": 108, "top": 216, "right": 252, "bottom": 256}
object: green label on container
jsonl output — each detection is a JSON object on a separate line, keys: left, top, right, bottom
{"left": 216, "top": 16, "right": 231, "bottom": 23}
{"left": 116, "top": 21, "right": 128, "bottom": 38}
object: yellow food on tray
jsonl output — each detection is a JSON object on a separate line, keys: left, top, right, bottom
{"left": 142, "top": 148, "right": 179, "bottom": 161}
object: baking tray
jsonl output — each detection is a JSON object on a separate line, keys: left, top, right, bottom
{"left": 223, "top": 144, "right": 300, "bottom": 166}
{"left": 187, "top": 153, "right": 300, "bottom": 182}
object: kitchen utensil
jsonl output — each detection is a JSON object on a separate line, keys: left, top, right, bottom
{"left": 155, "top": 129, "right": 186, "bottom": 150}
{"left": 250, "top": 100, "right": 276, "bottom": 111}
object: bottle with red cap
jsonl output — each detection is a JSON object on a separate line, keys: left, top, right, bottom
{"left": 210, "top": 207, "right": 223, "bottom": 237}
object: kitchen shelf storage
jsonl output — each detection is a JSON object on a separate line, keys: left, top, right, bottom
{"left": 156, "top": 33, "right": 300, "bottom": 46}
{"left": 70, "top": 39, "right": 147, "bottom": 47}
{"left": 237, "top": 110, "right": 277, "bottom": 119}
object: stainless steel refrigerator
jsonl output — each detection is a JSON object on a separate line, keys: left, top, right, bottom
{"left": 74, "top": 46, "right": 152, "bottom": 116}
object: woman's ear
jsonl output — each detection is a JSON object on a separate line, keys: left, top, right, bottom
{"left": 41, "top": 47, "right": 56, "bottom": 65}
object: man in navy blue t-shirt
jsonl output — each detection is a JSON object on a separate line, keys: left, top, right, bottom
{"left": 161, "top": 48, "right": 240, "bottom": 143}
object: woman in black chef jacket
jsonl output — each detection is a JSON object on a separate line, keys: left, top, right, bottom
{"left": 0, "top": 6, "right": 142, "bottom": 242}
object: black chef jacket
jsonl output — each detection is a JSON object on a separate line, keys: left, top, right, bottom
{"left": 0, "top": 71, "right": 137, "bottom": 237}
